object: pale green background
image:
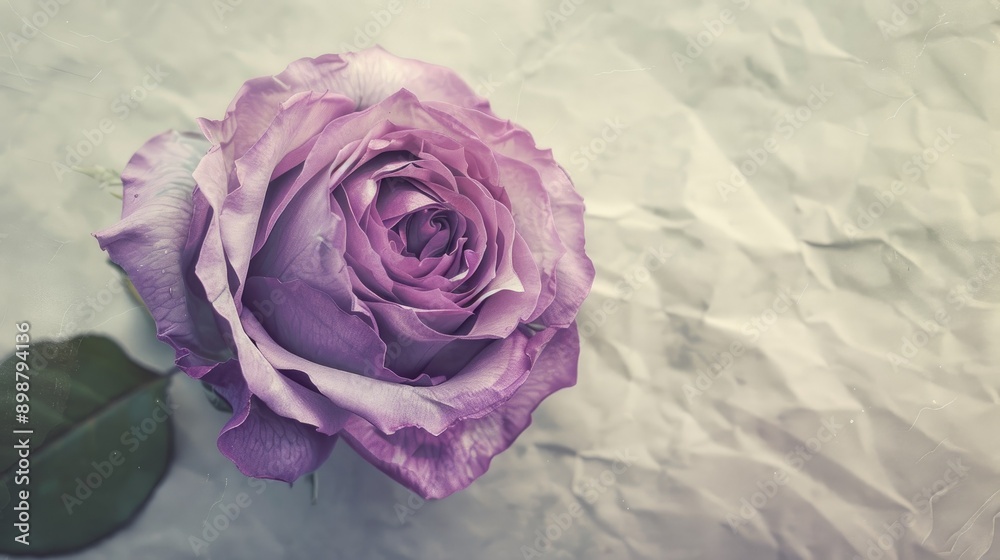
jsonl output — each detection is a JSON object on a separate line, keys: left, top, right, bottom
{"left": 1, "top": 0, "right": 999, "bottom": 558}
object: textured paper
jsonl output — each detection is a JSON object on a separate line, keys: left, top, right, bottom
{"left": 1, "top": 0, "right": 998, "bottom": 558}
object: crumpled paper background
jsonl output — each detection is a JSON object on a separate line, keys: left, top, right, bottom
{"left": 1, "top": 0, "right": 999, "bottom": 558}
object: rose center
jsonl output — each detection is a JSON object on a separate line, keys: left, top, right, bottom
{"left": 375, "top": 178, "right": 468, "bottom": 264}
{"left": 392, "top": 207, "right": 459, "bottom": 259}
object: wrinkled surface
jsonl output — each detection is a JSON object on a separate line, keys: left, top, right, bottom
{"left": 1, "top": 0, "right": 998, "bottom": 559}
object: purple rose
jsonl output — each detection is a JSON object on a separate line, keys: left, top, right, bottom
{"left": 94, "top": 47, "right": 594, "bottom": 499}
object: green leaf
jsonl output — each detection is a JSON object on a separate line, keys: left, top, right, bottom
{"left": 0, "top": 336, "right": 174, "bottom": 555}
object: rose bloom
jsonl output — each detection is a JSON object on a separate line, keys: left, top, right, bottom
{"left": 95, "top": 47, "right": 594, "bottom": 499}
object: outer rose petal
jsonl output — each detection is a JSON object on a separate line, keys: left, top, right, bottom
{"left": 223, "top": 90, "right": 358, "bottom": 296}
{"left": 93, "top": 130, "right": 228, "bottom": 374}
{"left": 197, "top": 46, "right": 490, "bottom": 162}
{"left": 219, "top": 397, "right": 338, "bottom": 482}
{"left": 193, "top": 92, "right": 359, "bottom": 433}
{"left": 202, "top": 362, "right": 338, "bottom": 481}
{"left": 245, "top": 315, "right": 557, "bottom": 437}
{"left": 342, "top": 324, "right": 581, "bottom": 499}
{"left": 529, "top": 165, "right": 595, "bottom": 328}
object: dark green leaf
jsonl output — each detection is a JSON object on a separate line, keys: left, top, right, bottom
{"left": 0, "top": 336, "right": 174, "bottom": 555}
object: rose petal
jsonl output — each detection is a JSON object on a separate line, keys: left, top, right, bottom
{"left": 93, "top": 130, "right": 229, "bottom": 374}
{"left": 224, "top": 90, "right": 359, "bottom": 302}
{"left": 192, "top": 150, "right": 352, "bottom": 434}
{"left": 244, "top": 276, "right": 393, "bottom": 382}
{"left": 205, "top": 360, "right": 338, "bottom": 482}
{"left": 249, "top": 164, "right": 367, "bottom": 320}
{"left": 197, "top": 46, "right": 490, "bottom": 163}
{"left": 342, "top": 323, "right": 580, "bottom": 498}
{"left": 244, "top": 314, "right": 557, "bottom": 436}
{"left": 217, "top": 395, "right": 338, "bottom": 482}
